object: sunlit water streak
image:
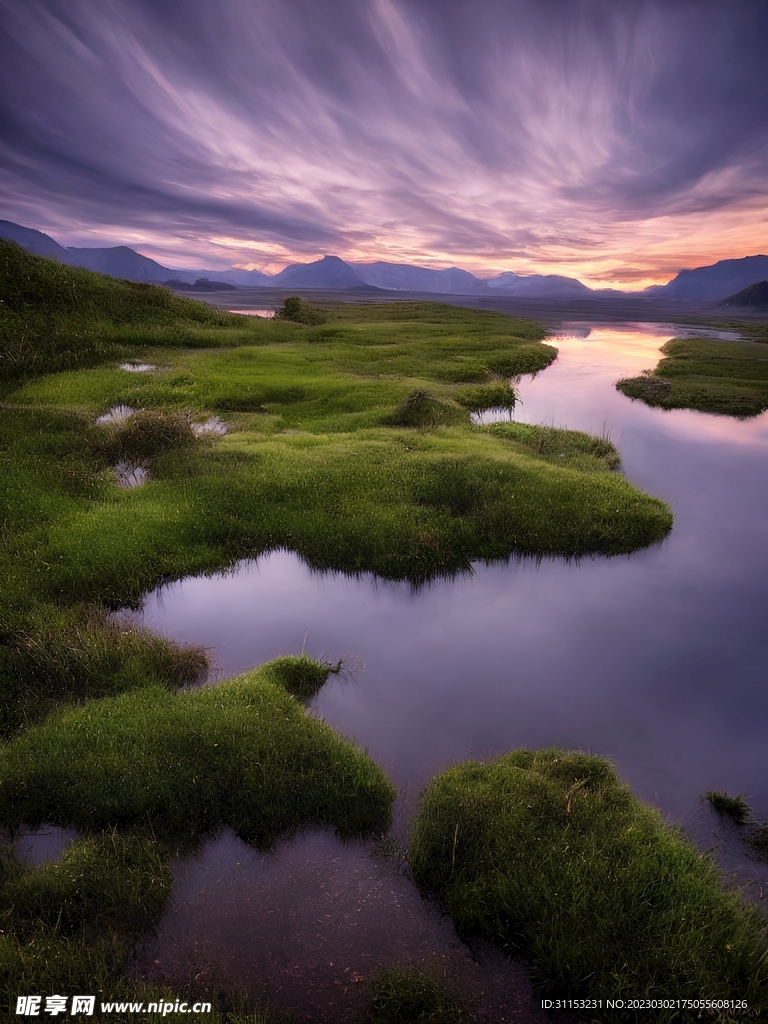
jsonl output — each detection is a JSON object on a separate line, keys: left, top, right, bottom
{"left": 128, "top": 322, "right": 768, "bottom": 1017}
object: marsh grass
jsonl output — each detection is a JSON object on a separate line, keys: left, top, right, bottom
{"left": 0, "top": 833, "right": 176, "bottom": 1017}
{"left": 0, "top": 656, "right": 391, "bottom": 1017}
{"left": 369, "top": 964, "right": 465, "bottom": 1023}
{"left": 0, "top": 240, "right": 296, "bottom": 383}
{"left": 486, "top": 421, "right": 622, "bottom": 471}
{"left": 0, "top": 604, "right": 207, "bottom": 735}
{"left": 705, "top": 790, "right": 753, "bottom": 826}
{"left": 616, "top": 336, "right": 768, "bottom": 417}
{"left": 409, "top": 748, "right": 768, "bottom": 1021}
{"left": 704, "top": 791, "right": 768, "bottom": 863}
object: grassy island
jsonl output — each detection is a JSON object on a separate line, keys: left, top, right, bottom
{"left": 617, "top": 335, "right": 768, "bottom": 417}
{"left": 410, "top": 748, "right": 768, "bottom": 1022}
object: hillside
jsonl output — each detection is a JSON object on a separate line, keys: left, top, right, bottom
{"left": 0, "top": 240, "right": 245, "bottom": 381}
{"left": 648, "top": 255, "right": 768, "bottom": 301}
{"left": 719, "top": 280, "right": 768, "bottom": 307}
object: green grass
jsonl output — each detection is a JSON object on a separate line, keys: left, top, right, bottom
{"left": 616, "top": 336, "right": 768, "bottom": 417}
{"left": 369, "top": 965, "right": 465, "bottom": 1023}
{"left": 0, "top": 240, "right": 297, "bottom": 384}
{"left": 0, "top": 657, "right": 394, "bottom": 845}
{"left": 705, "top": 790, "right": 753, "bottom": 826}
{"left": 409, "top": 748, "right": 768, "bottom": 1022}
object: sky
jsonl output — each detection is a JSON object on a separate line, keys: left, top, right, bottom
{"left": 1, "top": 0, "right": 767, "bottom": 288}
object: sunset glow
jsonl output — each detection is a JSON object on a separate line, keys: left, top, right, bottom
{"left": 1, "top": 0, "right": 766, "bottom": 286}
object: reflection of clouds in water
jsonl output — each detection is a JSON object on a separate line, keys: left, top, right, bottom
{"left": 515, "top": 322, "right": 768, "bottom": 446}
{"left": 10, "top": 825, "right": 79, "bottom": 866}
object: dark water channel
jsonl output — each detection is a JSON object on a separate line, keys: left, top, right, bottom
{"left": 128, "top": 323, "right": 768, "bottom": 1020}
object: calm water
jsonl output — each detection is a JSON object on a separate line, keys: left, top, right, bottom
{"left": 131, "top": 323, "right": 768, "bottom": 1018}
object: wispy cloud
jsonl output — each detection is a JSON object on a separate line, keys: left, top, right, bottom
{"left": 1, "top": 0, "right": 766, "bottom": 287}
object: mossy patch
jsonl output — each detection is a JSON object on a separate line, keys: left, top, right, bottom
{"left": 410, "top": 748, "right": 768, "bottom": 1019}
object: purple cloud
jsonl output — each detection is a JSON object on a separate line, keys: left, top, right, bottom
{"left": 1, "top": 0, "right": 766, "bottom": 285}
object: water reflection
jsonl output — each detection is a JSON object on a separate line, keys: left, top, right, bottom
{"left": 470, "top": 406, "right": 516, "bottom": 425}
{"left": 136, "top": 830, "right": 551, "bottom": 1024}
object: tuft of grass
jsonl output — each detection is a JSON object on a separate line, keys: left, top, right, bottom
{"left": 369, "top": 965, "right": 465, "bottom": 1024}
{"left": 704, "top": 791, "right": 768, "bottom": 863}
{"left": 266, "top": 653, "right": 342, "bottom": 700}
{"left": 93, "top": 409, "right": 196, "bottom": 464}
{"left": 0, "top": 657, "right": 396, "bottom": 846}
{"left": 275, "top": 295, "right": 328, "bottom": 325}
{"left": 389, "top": 390, "right": 466, "bottom": 428}
{"left": 410, "top": 748, "right": 768, "bottom": 1020}
{"left": 704, "top": 790, "right": 753, "bottom": 826}
{"left": 616, "top": 336, "right": 768, "bottom": 417}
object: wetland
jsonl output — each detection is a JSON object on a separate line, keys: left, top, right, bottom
{"left": 2, "top": 242, "right": 768, "bottom": 1021}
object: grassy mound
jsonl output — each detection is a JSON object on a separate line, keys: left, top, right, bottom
{"left": 0, "top": 657, "right": 395, "bottom": 845}
{"left": 275, "top": 295, "right": 328, "bottom": 325}
{"left": 389, "top": 389, "right": 466, "bottom": 427}
{"left": 410, "top": 748, "right": 768, "bottom": 1019}
{"left": 617, "top": 336, "right": 768, "bottom": 417}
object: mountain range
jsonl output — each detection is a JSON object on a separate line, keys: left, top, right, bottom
{"left": 2, "top": 219, "right": 767, "bottom": 303}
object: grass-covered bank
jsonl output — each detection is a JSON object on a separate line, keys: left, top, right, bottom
{"left": 0, "top": 656, "right": 394, "bottom": 1017}
{"left": 0, "top": 659, "right": 394, "bottom": 844}
{"left": 617, "top": 335, "right": 768, "bottom": 417}
{"left": 410, "top": 748, "right": 768, "bottom": 1021}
